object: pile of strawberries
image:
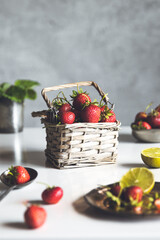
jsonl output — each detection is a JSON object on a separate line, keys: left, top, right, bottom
{"left": 51, "top": 88, "right": 116, "bottom": 124}
{"left": 131, "top": 104, "right": 160, "bottom": 130}
{"left": 105, "top": 183, "right": 160, "bottom": 214}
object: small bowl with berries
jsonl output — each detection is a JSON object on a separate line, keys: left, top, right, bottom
{"left": 131, "top": 104, "right": 160, "bottom": 143}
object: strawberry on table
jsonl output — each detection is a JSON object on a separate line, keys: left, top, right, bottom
{"left": 42, "top": 185, "right": 63, "bottom": 204}
{"left": 24, "top": 205, "right": 47, "bottom": 229}
{"left": 81, "top": 104, "right": 101, "bottom": 123}
{"left": 8, "top": 166, "right": 30, "bottom": 184}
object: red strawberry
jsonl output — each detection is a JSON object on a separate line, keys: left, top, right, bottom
{"left": 122, "top": 186, "right": 143, "bottom": 203}
{"left": 135, "top": 103, "right": 152, "bottom": 122}
{"left": 81, "top": 104, "right": 101, "bottom": 123}
{"left": 60, "top": 111, "right": 75, "bottom": 124}
{"left": 135, "top": 112, "right": 148, "bottom": 123}
{"left": 133, "top": 206, "right": 142, "bottom": 214}
{"left": 100, "top": 105, "right": 108, "bottom": 113}
{"left": 72, "top": 108, "right": 81, "bottom": 121}
{"left": 24, "top": 205, "right": 47, "bottom": 229}
{"left": 8, "top": 166, "right": 30, "bottom": 184}
{"left": 72, "top": 93, "right": 91, "bottom": 110}
{"left": 154, "top": 199, "right": 160, "bottom": 210}
{"left": 137, "top": 121, "right": 152, "bottom": 130}
{"left": 147, "top": 111, "right": 160, "bottom": 128}
{"left": 58, "top": 103, "right": 71, "bottom": 116}
{"left": 110, "top": 184, "right": 121, "bottom": 197}
{"left": 101, "top": 108, "right": 116, "bottom": 123}
{"left": 42, "top": 186, "right": 63, "bottom": 204}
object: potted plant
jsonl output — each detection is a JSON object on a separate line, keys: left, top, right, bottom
{"left": 0, "top": 79, "right": 39, "bottom": 133}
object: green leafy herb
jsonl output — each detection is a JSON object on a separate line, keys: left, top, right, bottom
{"left": 0, "top": 79, "right": 40, "bottom": 103}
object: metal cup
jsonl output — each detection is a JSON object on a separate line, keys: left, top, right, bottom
{"left": 0, "top": 97, "right": 24, "bottom": 133}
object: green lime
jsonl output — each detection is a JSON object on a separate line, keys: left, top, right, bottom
{"left": 120, "top": 167, "right": 154, "bottom": 194}
{"left": 141, "top": 148, "right": 160, "bottom": 168}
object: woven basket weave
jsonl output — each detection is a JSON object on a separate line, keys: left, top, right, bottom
{"left": 33, "top": 81, "right": 120, "bottom": 169}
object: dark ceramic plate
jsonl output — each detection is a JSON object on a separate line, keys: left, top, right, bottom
{"left": 84, "top": 182, "right": 160, "bottom": 217}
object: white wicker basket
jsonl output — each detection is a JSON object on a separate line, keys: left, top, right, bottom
{"left": 33, "top": 81, "right": 120, "bottom": 169}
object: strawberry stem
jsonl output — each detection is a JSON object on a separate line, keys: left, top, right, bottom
{"left": 100, "top": 93, "right": 108, "bottom": 107}
{"left": 144, "top": 102, "right": 153, "bottom": 113}
{"left": 37, "top": 181, "right": 55, "bottom": 189}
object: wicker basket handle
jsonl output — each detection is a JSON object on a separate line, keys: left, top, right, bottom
{"left": 41, "top": 81, "right": 110, "bottom": 108}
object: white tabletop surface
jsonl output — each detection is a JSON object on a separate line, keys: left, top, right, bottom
{"left": 0, "top": 127, "right": 160, "bottom": 240}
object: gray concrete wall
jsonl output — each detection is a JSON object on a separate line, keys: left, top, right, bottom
{"left": 0, "top": 0, "right": 160, "bottom": 127}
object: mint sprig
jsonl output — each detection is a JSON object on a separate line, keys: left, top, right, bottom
{"left": 0, "top": 79, "right": 40, "bottom": 103}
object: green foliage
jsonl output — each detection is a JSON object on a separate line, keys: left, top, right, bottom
{"left": 0, "top": 79, "right": 40, "bottom": 103}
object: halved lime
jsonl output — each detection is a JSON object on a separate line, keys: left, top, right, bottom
{"left": 141, "top": 148, "right": 160, "bottom": 168}
{"left": 120, "top": 167, "right": 154, "bottom": 194}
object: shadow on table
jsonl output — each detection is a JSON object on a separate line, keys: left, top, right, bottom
{"left": 120, "top": 163, "right": 145, "bottom": 168}
{"left": 0, "top": 148, "right": 54, "bottom": 168}
{"left": 2, "top": 222, "right": 28, "bottom": 230}
{"left": 118, "top": 133, "right": 136, "bottom": 143}
{"left": 73, "top": 196, "right": 159, "bottom": 222}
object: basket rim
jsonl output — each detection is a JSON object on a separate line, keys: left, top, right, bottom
{"left": 42, "top": 119, "right": 121, "bottom": 128}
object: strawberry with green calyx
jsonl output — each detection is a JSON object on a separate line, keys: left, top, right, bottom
{"left": 81, "top": 104, "right": 101, "bottom": 123}
{"left": 8, "top": 166, "right": 30, "bottom": 185}
{"left": 52, "top": 91, "right": 71, "bottom": 113}
{"left": 147, "top": 110, "right": 160, "bottom": 128}
{"left": 40, "top": 182, "right": 63, "bottom": 204}
{"left": 100, "top": 105, "right": 108, "bottom": 113}
{"left": 135, "top": 102, "right": 153, "bottom": 123}
{"left": 100, "top": 107, "right": 116, "bottom": 123}
{"left": 122, "top": 186, "right": 143, "bottom": 203}
{"left": 131, "top": 121, "right": 152, "bottom": 130}
{"left": 71, "top": 87, "right": 91, "bottom": 110}
{"left": 24, "top": 205, "right": 47, "bottom": 229}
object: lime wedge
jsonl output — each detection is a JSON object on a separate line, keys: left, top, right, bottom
{"left": 120, "top": 167, "right": 154, "bottom": 194}
{"left": 141, "top": 148, "right": 160, "bottom": 168}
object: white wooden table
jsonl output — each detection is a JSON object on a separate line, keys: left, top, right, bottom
{"left": 0, "top": 127, "right": 160, "bottom": 240}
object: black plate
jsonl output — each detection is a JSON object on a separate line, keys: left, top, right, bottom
{"left": 84, "top": 182, "right": 160, "bottom": 217}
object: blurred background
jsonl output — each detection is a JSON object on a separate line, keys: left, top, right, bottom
{"left": 0, "top": 0, "right": 160, "bottom": 127}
